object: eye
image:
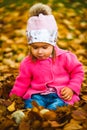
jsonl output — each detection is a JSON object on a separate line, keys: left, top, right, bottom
{"left": 32, "top": 46, "right": 38, "bottom": 49}
{"left": 42, "top": 46, "right": 48, "bottom": 49}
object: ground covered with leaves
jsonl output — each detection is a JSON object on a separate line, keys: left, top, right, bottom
{"left": 0, "top": 0, "right": 87, "bottom": 130}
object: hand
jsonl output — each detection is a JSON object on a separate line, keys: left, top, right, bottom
{"left": 60, "top": 87, "right": 73, "bottom": 101}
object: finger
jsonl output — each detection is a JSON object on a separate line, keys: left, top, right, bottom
{"left": 62, "top": 95, "right": 72, "bottom": 101}
{"left": 66, "top": 96, "right": 72, "bottom": 101}
{"left": 62, "top": 93, "right": 71, "bottom": 99}
{"left": 61, "top": 89, "right": 67, "bottom": 95}
{"left": 61, "top": 90, "right": 68, "bottom": 96}
{"left": 61, "top": 93, "right": 68, "bottom": 98}
{"left": 61, "top": 88, "right": 66, "bottom": 92}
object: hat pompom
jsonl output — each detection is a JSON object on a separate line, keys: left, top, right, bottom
{"left": 29, "top": 3, "right": 52, "bottom": 17}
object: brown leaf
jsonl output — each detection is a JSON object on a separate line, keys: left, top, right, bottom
{"left": 43, "top": 110, "right": 57, "bottom": 121}
{"left": 49, "top": 120, "right": 68, "bottom": 128}
{"left": 19, "top": 120, "right": 30, "bottom": 130}
{"left": 64, "top": 119, "right": 83, "bottom": 130}
{"left": 71, "top": 109, "right": 87, "bottom": 121}
{"left": 42, "top": 121, "right": 51, "bottom": 128}
{"left": 81, "top": 95, "right": 87, "bottom": 102}
{"left": 0, "top": 117, "right": 15, "bottom": 130}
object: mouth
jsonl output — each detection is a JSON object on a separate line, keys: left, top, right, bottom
{"left": 37, "top": 55, "right": 44, "bottom": 59}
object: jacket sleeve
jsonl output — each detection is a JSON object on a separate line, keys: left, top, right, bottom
{"left": 65, "top": 52, "right": 84, "bottom": 95}
{"left": 9, "top": 59, "right": 32, "bottom": 97}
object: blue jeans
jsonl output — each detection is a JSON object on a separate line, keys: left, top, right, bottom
{"left": 24, "top": 93, "right": 67, "bottom": 110}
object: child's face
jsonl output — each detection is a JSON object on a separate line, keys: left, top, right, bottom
{"left": 30, "top": 42, "right": 54, "bottom": 60}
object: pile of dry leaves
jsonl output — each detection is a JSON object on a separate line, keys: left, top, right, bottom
{"left": 0, "top": 1, "right": 87, "bottom": 130}
{"left": 0, "top": 92, "right": 87, "bottom": 130}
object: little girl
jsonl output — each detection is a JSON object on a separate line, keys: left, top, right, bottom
{"left": 10, "top": 3, "right": 84, "bottom": 110}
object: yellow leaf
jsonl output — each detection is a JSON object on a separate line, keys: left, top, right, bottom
{"left": 7, "top": 101, "right": 16, "bottom": 112}
{"left": 81, "top": 95, "right": 87, "bottom": 101}
{"left": 40, "top": 109, "right": 49, "bottom": 115}
{"left": 64, "top": 119, "right": 82, "bottom": 130}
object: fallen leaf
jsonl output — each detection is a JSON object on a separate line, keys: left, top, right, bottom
{"left": 43, "top": 111, "right": 57, "bottom": 121}
{"left": 7, "top": 101, "right": 16, "bottom": 112}
{"left": 81, "top": 95, "right": 87, "bottom": 102}
{"left": 11, "top": 110, "right": 25, "bottom": 124}
{"left": 71, "top": 109, "right": 87, "bottom": 121}
{"left": 64, "top": 119, "right": 83, "bottom": 130}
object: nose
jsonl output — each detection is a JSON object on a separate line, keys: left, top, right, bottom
{"left": 38, "top": 48, "right": 43, "bottom": 54}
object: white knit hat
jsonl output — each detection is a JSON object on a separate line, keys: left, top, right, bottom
{"left": 26, "top": 13, "right": 58, "bottom": 46}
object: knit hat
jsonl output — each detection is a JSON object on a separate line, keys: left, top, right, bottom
{"left": 26, "top": 3, "right": 58, "bottom": 46}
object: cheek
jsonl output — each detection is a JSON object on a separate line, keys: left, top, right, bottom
{"left": 30, "top": 49, "right": 37, "bottom": 56}
{"left": 49, "top": 48, "right": 53, "bottom": 54}
{"left": 46, "top": 49, "right": 53, "bottom": 56}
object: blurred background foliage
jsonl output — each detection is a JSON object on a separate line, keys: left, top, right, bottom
{"left": 0, "top": 0, "right": 87, "bottom": 8}
{"left": 0, "top": 0, "right": 87, "bottom": 77}
{"left": 0, "top": 0, "right": 87, "bottom": 81}
{"left": 0, "top": 0, "right": 87, "bottom": 71}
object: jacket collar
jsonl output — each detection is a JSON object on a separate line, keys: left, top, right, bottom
{"left": 54, "top": 46, "right": 68, "bottom": 56}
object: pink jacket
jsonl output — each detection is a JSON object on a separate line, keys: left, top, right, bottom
{"left": 10, "top": 46, "right": 84, "bottom": 105}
